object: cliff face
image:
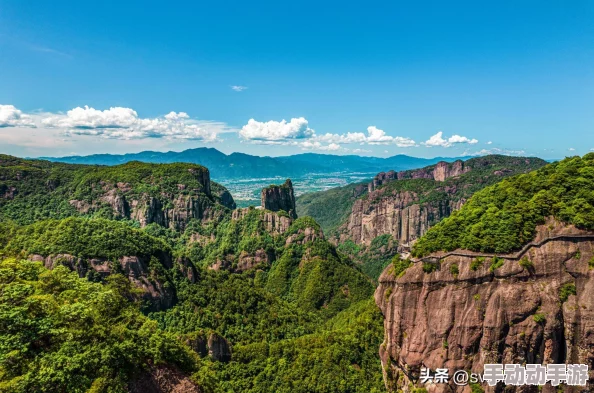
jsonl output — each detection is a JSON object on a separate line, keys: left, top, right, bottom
{"left": 368, "top": 160, "right": 469, "bottom": 192}
{"left": 261, "top": 179, "right": 297, "bottom": 219}
{"left": 375, "top": 219, "right": 594, "bottom": 392}
{"left": 343, "top": 191, "right": 465, "bottom": 246}
{"left": 339, "top": 157, "right": 544, "bottom": 247}
{"left": 128, "top": 365, "right": 203, "bottom": 393}
{"left": 29, "top": 253, "right": 176, "bottom": 311}
{"left": 340, "top": 161, "right": 468, "bottom": 246}
{"left": 0, "top": 156, "right": 236, "bottom": 230}
{"left": 209, "top": 208, "right": 296, "bottom": 272}
{"left": 68, "top": 169, "right": 234, "bottom": 231}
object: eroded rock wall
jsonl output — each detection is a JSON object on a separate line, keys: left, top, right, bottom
{"left": 375, "top": 221, "right": 594, "bottom": 392}
{"left": 342, "top": 190, "right": 465, "bottom": 246}
{"left": 261, "top": 179, "right": 297, "bottom": 219}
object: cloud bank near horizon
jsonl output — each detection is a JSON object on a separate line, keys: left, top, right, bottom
{"left": 0, "top": 104, "right": 546, "bottom": 158}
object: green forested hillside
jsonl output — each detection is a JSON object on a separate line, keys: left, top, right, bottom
{"left": 297, "top": 155, "right": 547, "bottom": 237}
{"left": 413, "top": 153, "right": 594, "bottom": 256}
{"left": 0, "top": 155, "right": 233, "bottom": 225}
{"left": 0, "top": 258, "right": 202, "bottom": 393}
{"left": 297, "top": 155, "right": 547, "bottom": 280}
{"left": 0, "top": 156, "right": 385, "bottom": 393}
{"left": 296, "top": 182, "right": 367, "bottom": 235}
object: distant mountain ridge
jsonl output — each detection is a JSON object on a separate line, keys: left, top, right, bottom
{"left": 39, "top": 147, "right": 471, "bottom": 180}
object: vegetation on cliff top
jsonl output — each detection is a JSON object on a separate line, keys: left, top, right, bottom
{"left": 296, "top": 182, "right": 367, "bottom": 235}
{"left": 1, "top": 217, "right": 170, "bottom": 261}
{"left": 0, "top": 156, "right": 385, "bottom": 392}
{"left": 0, "top": 155, "right": 233, "bottom": 225}
{"left": 0, "top": 258, "right": 201, "bottom": 393}
{"left": 413, "top": 153, "right": 594, "bottom": 256}
{"left": 367, "top": 155, "right": 547, "bottom": 206}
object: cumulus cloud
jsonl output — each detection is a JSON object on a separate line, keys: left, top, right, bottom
{"left": 240, "top": 117, "right": 315, "bottom": 141}
{"left": 0, "top": 105, "right": 36, "bottom": 128}
{"left": 423, "top": 131, "right": 478, "bottom": 147}
{"left": 300, "top": 141, "right": 341, "bottom": 151}
{"left": 40, "top": 106, "right": 228, "bottom": 141}
{"left": 315, "top": 126, "right": 416, "bottom": 147}
{"left": 231, "top": 85, "right": 248, "bottom": 92}
{"left": 568, "top": 148, "right": 575, "bottom": 151}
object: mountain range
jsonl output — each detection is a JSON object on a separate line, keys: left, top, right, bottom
{"left": 39, "top": 148, "right": 471, "bottom": 180}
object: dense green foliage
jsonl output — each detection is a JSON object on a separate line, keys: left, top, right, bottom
{"left": 413, "top": 154, "right": 594, "bottom": 256}
{"left": 0, "top": 156, "right": 386, "bottom": 392}
{"left": 1, "top": 217, "right": 170, "bottom": 261}
{"left": 296, "top": 182, "right": 367, "bottom": 236}
{"left": 0, "top": 258, "right": 200, "bottom": 393}
{"left": 559, "top": 283, "right": 577, "bottom": 303}
{"left": 391, "top": 254, "right": 412, "bottom": 278}
{"left": 0, "top": 155, "right": 232, "bottom": 225}
{"left": 212, "top": 299, "right": 385, "bottom": 393}
{"left": 337, "top": 235, "right": 398, "bottom": 281}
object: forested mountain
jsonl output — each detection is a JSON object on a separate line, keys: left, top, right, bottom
{"left": 39, "top": 148, "right": 467, "bottom": 180}
{"left": 4, "top": 152, "right": 589, "bottom": 393}
{"left": 0, "top": 155, "right": 385, "bottom": 393}
{"left": 376, "top": 153, "right": 594, "bottom": 392}
{"left": 297, "top": 155, "right": 547, "bottom": 279}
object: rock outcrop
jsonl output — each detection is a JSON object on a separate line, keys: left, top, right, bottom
{"left": 232, "top": 208, "right": 293, "bottom": 235}
{"left": 128, "top": 365, "right": 203, "bottom": 393}
{"left": 339, "top": 157, "right": 545, "bottom": 247}
{"left": 285, "top": 225, "right": 325, "bottom": 246}
{"left": 210, "top": 208, "right": 294, "bottom": 272}
{"left": 346, "top": 161, "right": 470, "bottom": 246}
{"left": 342, "top": 190, "right": 465, "bottom": 246}
{"left": 185, "top": 331, "right": 232, "bottom": 362}
{"left": 367, "top": 160, "right": 469, "bottom": 192}
{"left": 30, "top": 253, "right": 176, "bottom": 311}
{"left": 261, "top": 179, "right": 297, "bottom": 219}
{"left": 375, "top": 219, "right": 594, "bottom": 392}
{"left": 0, "top": 156, "right": 235, "bottom": 232}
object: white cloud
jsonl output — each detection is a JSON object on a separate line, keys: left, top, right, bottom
{"left": 231, "top": 85, "right": 248, "bottom": 92}
{"left": 40, "top": 106, "right": 227, "bottom": 141}
{"left": 315, "top": 126, "right": 416, "bottom": 147}
{"left": 240, "top": 117, "right": 418, "bottom": 151}
{"left": 352, "top": 148, "right": 371, "bottom": 154}
{"left": 568, "top": 147, "right": 575, "bottom": 151}
{"left": 300, "top": 141, "right": 341, "bottom": 151}
{"left": 240, "top": 117, "right": 314, "bottom": 141}
{"left": 487, "top": 141, "right": 492, "bottom": 145}
{"left": 469, "top": 148, "right": 526, "bottom": 157}
{"left": 0, "top": 105, "right": 36, "bottom": 128}
{"left": 424, "top": 131, "right": 478, "bottom": 147}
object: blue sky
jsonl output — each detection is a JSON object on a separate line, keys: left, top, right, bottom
{"left": 0, "top": 0, "right": 592, "bottom": 159}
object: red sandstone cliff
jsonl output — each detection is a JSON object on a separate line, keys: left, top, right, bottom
{"left": 375, "top": 219, "right": 594, "bottom": 392}
{"left": 337, "top": 157, "right": 544, "bottom": 247}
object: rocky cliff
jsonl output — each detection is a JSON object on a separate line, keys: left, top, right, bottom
{"left": 0, "top": 156, "right": 235, "bottom": 230}
{"left": 261, "top": 179, "right": 297, "bottom": 219}
{"left": 338, "top": 156, "right": 546, "bottom": 247}
{"left": 28, "top": 252, "right": 176, "bottom": 312}
{"left": 343, "top": 191, "right": 465, "bottom": 246}
{"left": 367, "top": 160, "right": 469, "bottom": 192}
{"left": 375, "top": 219, "right": 594, "bottom": 392}
{"left": 128, "top": 365, "right": 203, "bottom": 393}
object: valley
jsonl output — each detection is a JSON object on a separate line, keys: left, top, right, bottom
{"left": 1, "top": 152, "right": 593, "bottom": 392}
